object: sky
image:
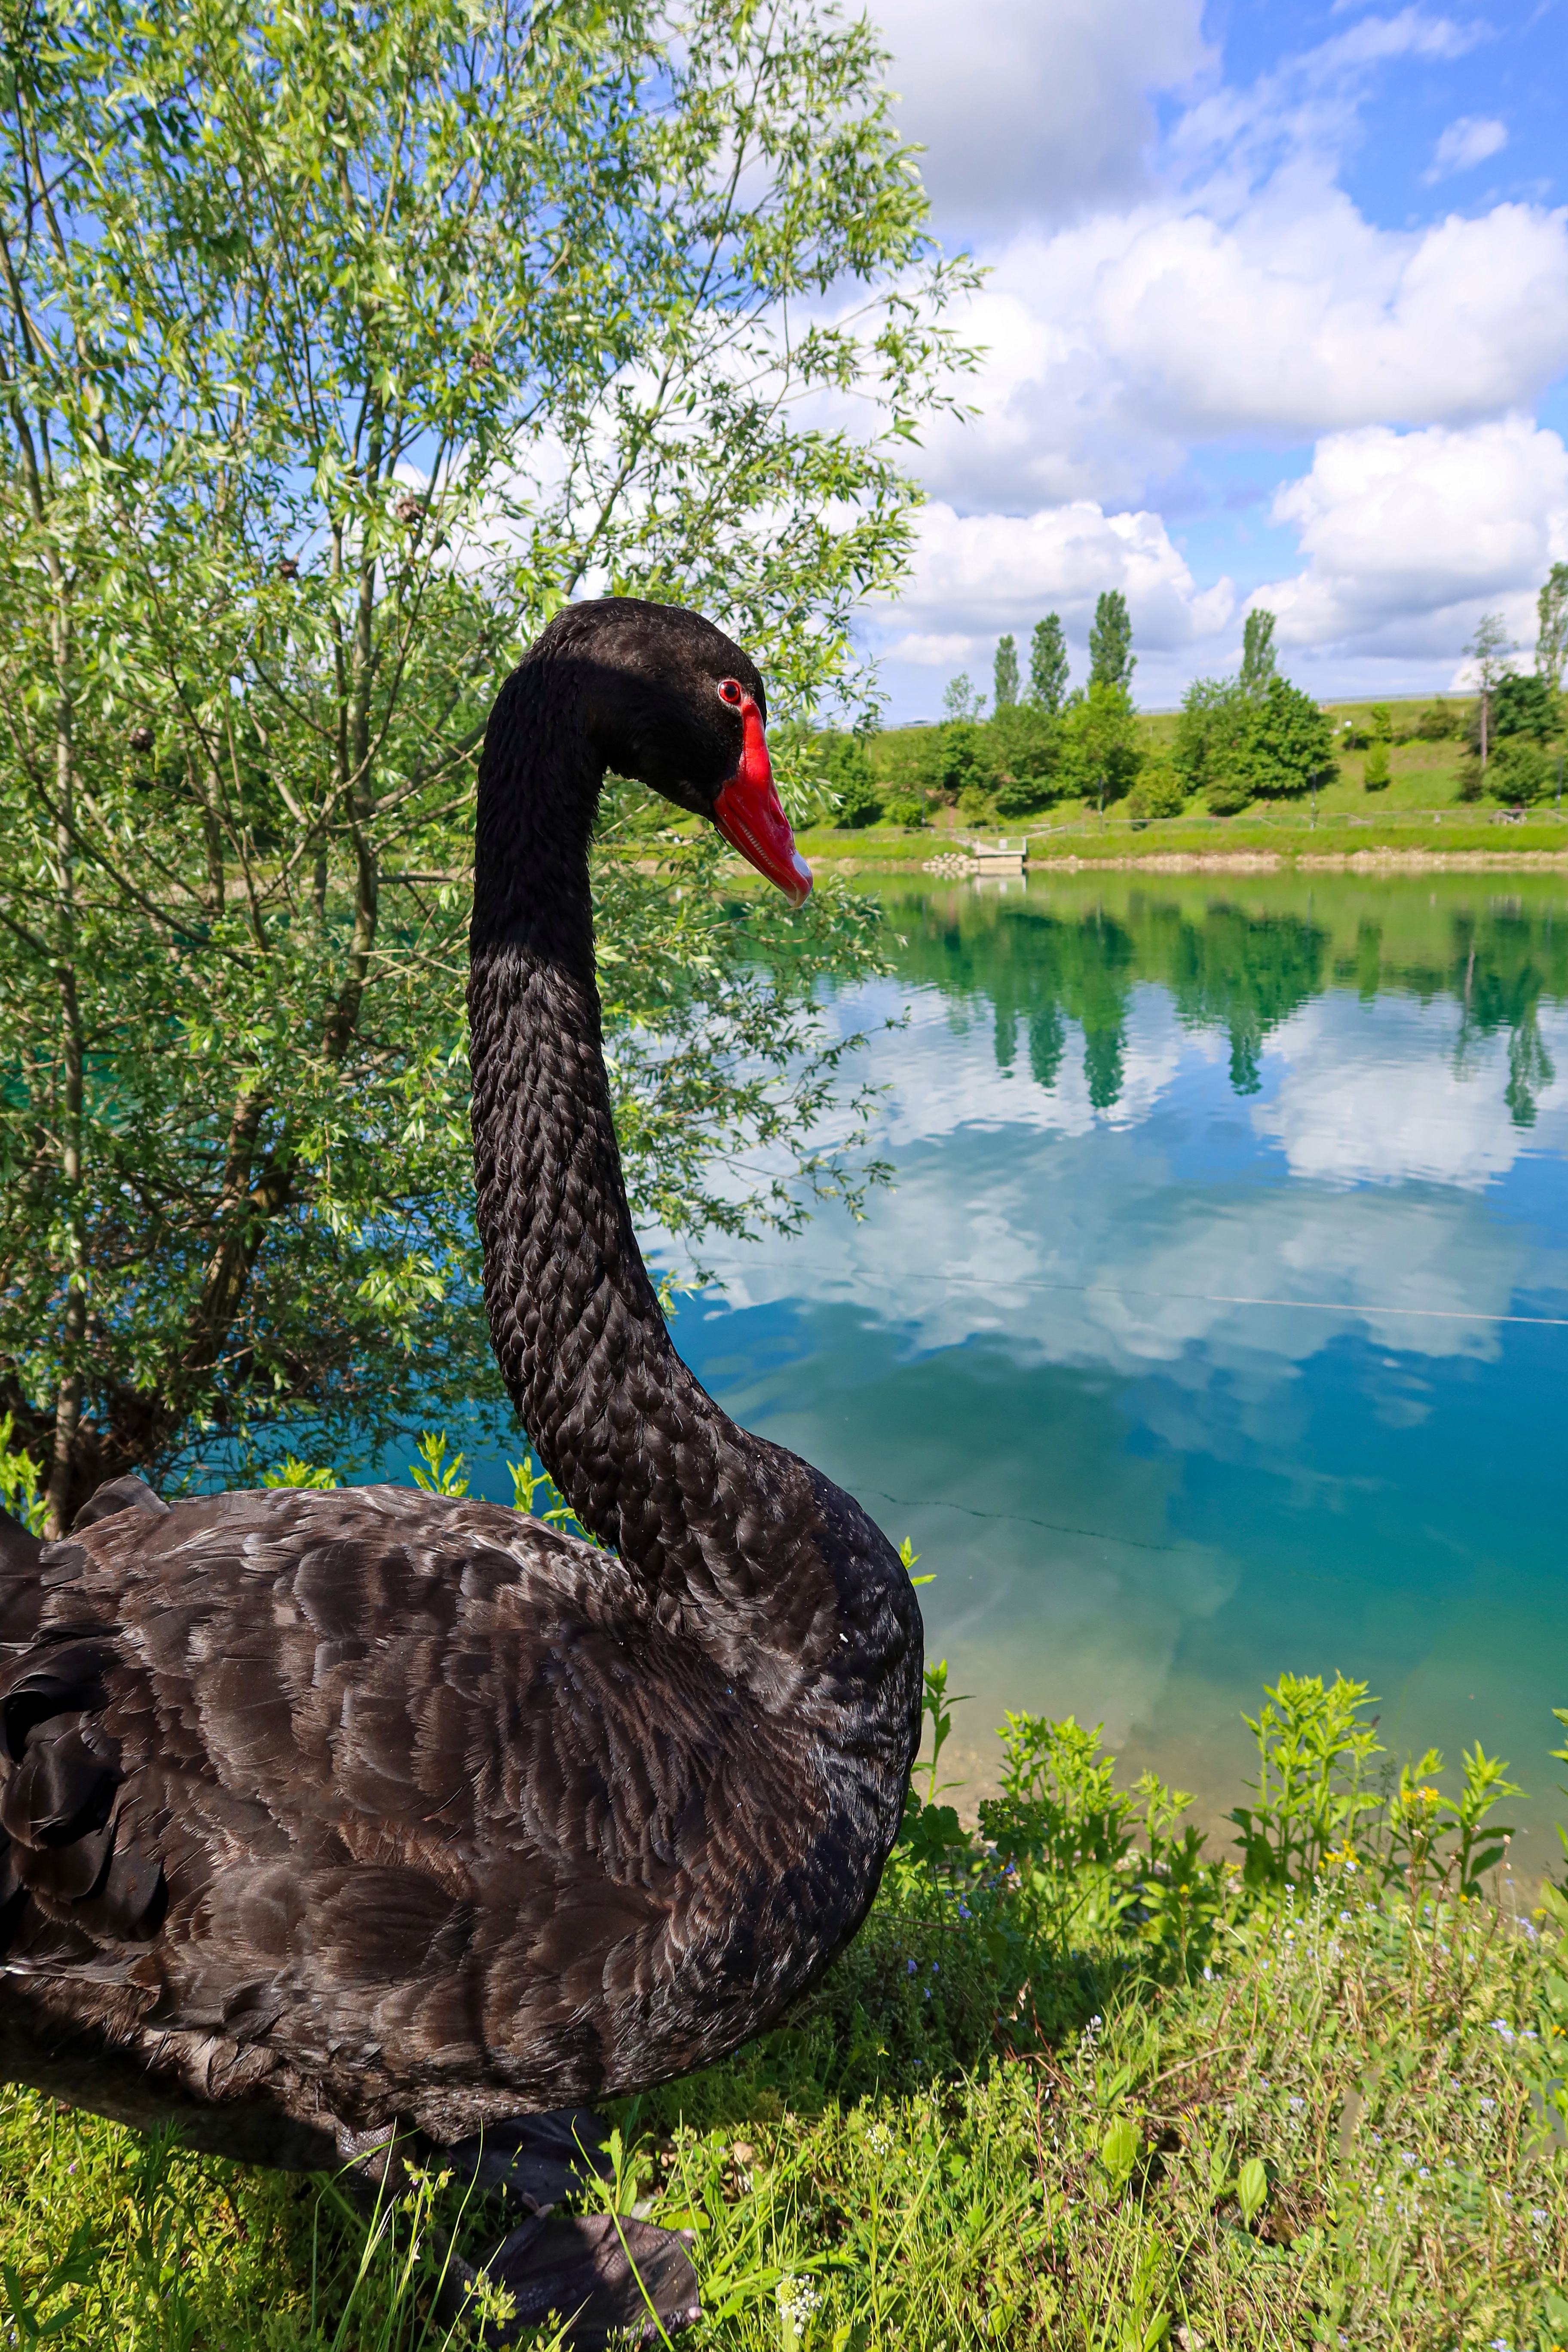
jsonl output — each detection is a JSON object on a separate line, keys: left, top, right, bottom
{"left": 858, "top": 0, "right": 1568, "bottom": 718}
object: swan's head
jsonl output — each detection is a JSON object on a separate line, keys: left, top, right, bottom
{"left": 539, "top": 597, "right": 813, "bottom": 906}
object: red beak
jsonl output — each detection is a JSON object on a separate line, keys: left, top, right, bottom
{"left": 711, "top": 699, "right": 812, "bottom": 906}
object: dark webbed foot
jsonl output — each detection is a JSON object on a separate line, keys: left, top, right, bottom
{"left": 434, "top": 2112, "right": 700, "bottom": 2347}
{"left": 445, "top": 2212, "right": 701, "bottom": 2349}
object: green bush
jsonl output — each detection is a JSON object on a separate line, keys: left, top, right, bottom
{"left": 992, "top": 772, "right": 1054, "bottom": 818}
{"left": 883, "top": 792, "right": 927, "bottom": 828}
{"left": 1487, "top": 737, "right": 1558, "bottom": 805}
{"left": 988, "top": 703, "right": 1060, "bottom": 816}
{"left": 1417, "top": 697, "right": 1460, "bottom": 739}
{"left": 1493, "top": 671, "right": 1558, "bottom": 743}
{"left": 1206, "top": 766, "right": 1254, "bottom": 816}
{"left": 936, "top": 717, "right": 991, "bottom": 796}
{"left": 1363, "top": 741, "right": 1390, "bottom": 791}
{"left": 821, "top": 733, "right": 883, "bottom": 828}
{"left": 1124, "top": 765, "right": 1186, "bottom": 819}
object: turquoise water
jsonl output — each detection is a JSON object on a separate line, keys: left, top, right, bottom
{"left": 468, "top": 873, "right": 1568, "bottom": 1860}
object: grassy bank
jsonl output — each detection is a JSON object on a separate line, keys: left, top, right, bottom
{"left": 3, "top": 1654, "right": 1566, "bottom": 2350}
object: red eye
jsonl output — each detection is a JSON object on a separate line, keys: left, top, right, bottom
{"left": 717, "top": 677, "right": 744, "bottom": 705}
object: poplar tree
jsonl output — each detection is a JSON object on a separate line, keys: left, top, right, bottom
{"left": 1089, "top": 590, "right": 1135, "bottom": 689}
{"left": 993, "top": 634, "right": 1019, "bottom": 708}
{"left": 1241, "top": 609, "right": 1278, "bottom": 694}
{"left": 1029, "top": 614, "right": 1069, "bottom": 714}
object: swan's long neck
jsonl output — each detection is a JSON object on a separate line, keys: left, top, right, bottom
{"left": 467, "top": 660, "right": 838, "bottom": 1669}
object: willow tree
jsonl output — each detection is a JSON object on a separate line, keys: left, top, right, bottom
{"left": 0, "top": 0, "right": 972, "bottom": 1528}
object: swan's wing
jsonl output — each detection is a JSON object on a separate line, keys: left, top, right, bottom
{"left": 0, "top": 1481, "right": 744, "bottom": 2108}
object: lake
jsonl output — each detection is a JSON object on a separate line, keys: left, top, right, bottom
{"left": 466, "top": 870, "right": 1568, "bottom": 1865}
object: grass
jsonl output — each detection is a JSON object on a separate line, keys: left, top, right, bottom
{"left": 5, "top": 1652, "right": 1568, "bottom": 2350}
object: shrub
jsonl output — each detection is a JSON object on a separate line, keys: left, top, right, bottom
{"left": 989, "top": 702, "right": 1060, "bottom": 815}
{"left": 884, "top": 792, "right": 927, "bottom": 828}
{"left": 993, "top": 772, "right": 1054, "bottom": 818}
{"left": 1417, "top": 697, "right": 1460, "bottom": 739}
{"left": 822, "top": 732, "right": 882, "bottom": 827}
{"left": 1206, "top": 766, "right": 1254, "bottom": 816}
{"left": 1488, "top": 737, "right": 1557, "bottom": 805}
{"left": 1124, "top": 765, "right": 1186, "bottom": 819}
{"left": 936, "top": 718, "right": 991, "bottom": 796}
{"left": 1363, "top": 741, "right": 1390, "bottom": 791}
{"left": 1250, "top": 675, "right": 1335, "bottom": 795}
{"left": 1493, "top": 671, "right": 1557, "bottom": 743}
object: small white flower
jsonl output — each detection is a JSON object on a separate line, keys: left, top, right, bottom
{"left": 778, "top": 2275, "right": 821, "bottom": 2331}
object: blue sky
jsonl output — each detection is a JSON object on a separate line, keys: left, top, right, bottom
{"left": 861, "top": 0, "right": 1568, "bottom": 716}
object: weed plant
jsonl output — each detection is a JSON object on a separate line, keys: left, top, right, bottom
{"left": 3, "top": 1436, "right": 1567, "bottom": 2349}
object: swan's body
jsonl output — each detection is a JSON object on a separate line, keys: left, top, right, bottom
{"left": 0, "top": 599, "right": 922, "bottom": 2171}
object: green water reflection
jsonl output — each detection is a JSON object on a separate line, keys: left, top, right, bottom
{"left": 660, "top": 873, "right": 1568, "bottom": 1862}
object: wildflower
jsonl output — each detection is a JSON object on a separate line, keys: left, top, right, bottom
{"left": 1203, "top": 1965, "right": 1213, "bottom": 1980}
{"left": 1479, "top": 2098, "right": 1496, "bottom": 2113}
{"left": 1418, "top": 2167, "right": 1430, "bottom": 2179}
{"left": 1340, "top": 1910, "right": 1353, "bottom": 1922}
{"left": 906, "top": 1959, "right": 916, "bottom": 1975}
{"left": 864, "top": 2122, "right": 894, "bottom": 2158}
{"left": 958, "top": 1902, "right": 971, "bottom": 1919}
{"left": 1491, "top": 2020, "right": 1516, "bottom": 2042}
{"left": 1288, "top": 2098, "right": 1305, "bottom": 2112}
{"left": 778, "top": 2275, "right": 821, "bottom": 2332}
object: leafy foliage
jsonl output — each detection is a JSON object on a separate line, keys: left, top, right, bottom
{"left": 988, "top": 702, "right": 1061, "bottom": 815}
{"left": 1176, "top": 672, "right": 1333, "bottom": 814}
{"left": 0, "top": 0, "right": 970, "bottom": 1522}
{"left": 1063, "top": 679, "right": 1142, "bottom": 809}
{"left": 1088, "top": 590, "right": 1135, "bottom": 690}
{"left": 1028, "top": 613, "right": 1070, "bottom": 714}
{"left": 992, "top": 634, "right": 1018, "bottom": 710}
{"left": 1124, "top": 763, "right": 1187, "bottom": 820}
{"left": 817, "top": 735, "right": 882, "bottom": 830}
{"left": 1493, "top": 671, "right": 1559, "bottom": 743}
{"left": 1240, "top": 608, "right": 1277, "bottom": 694}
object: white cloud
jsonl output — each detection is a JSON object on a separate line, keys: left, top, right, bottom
{"left": 858, "top": 2, "right": 1568, "bottom": 699}
{"left": 1426, "top": 113, "right": 1508, "bottom": 181}
{"left": 873, "top": 0, "right": 1210, "bottom": 230}
{"left": 1253, "top": 416, "right": 1568, "bottom": 652}
{"left": 676, "top": 971, "right": 1568, "bottom": 1380}
{"left": 906, "top": 196, "right": 1568, "bottom": 520}
{"left": 878, "top": 501, "right": 1233, "bottom": 666}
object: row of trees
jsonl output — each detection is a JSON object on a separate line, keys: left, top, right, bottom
{"left": 822, "top": 597, "right": 1329, "bottom": 825}
{"left": 814, "top": 592, "right": 1143, "bottom": 825}
{"left": 989, "top": 593, "right": 1136, "bottom": 718}
{"left": 0, "top": 0, "right": 967, "bottom": 1527}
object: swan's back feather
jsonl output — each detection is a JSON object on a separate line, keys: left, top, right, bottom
{"left": 0, "top": 1479, "right": 890, "bottom": 2156}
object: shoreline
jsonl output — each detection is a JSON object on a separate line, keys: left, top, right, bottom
{"left": 794, "top": 846, "right": 1568, "bottom": 876}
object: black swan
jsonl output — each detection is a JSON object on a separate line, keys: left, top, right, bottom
{"left": 0, "top": 597, "right": 923, "bottom": 2336}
